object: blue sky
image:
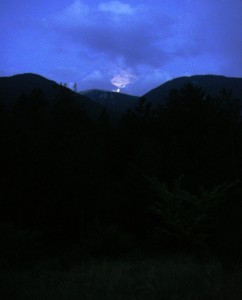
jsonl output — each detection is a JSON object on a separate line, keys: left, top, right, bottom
{"left": 1, "top": 0, "right": 242, "bottom": 95}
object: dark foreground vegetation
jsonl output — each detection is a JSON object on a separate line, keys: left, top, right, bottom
{"left": 0, "top": 83, "right": 242, "bottom": 298}
{"left": 1, "top": 254, "right": 242, "bottom": 300}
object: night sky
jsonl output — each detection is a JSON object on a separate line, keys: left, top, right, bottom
{"left": 1, "top": 0, "right": 242, "bottom": 95}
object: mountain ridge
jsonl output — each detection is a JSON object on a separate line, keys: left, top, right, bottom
{"left": 144, "top": 74, "right": 242, "bottom": 106}
{"left": 80, "top": 89, "right": 140, "bottom": 116}
{"left": 0, "top": 73, "right": 104, "bottom": 118}
{"left": 1, "top": 73, "right": 241, "bottom": 117}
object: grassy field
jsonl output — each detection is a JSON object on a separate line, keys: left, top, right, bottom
{"left": 1, "top": 253, "right": 242, "bottom": 300}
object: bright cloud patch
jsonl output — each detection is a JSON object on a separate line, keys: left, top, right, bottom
{"left": 111, "top": 69, "right": 137, "bottom": 91}
{"left": 53, "top": 0, "right": 89, "bottom": 26}
{"left": 66, "top": 0, "right": 89, "bottom": 15}
{"left": 39, "top": 0, "right": 242, "bottom": 95}
{"left": 99, "top": 1, "right": 135, "bottom": 15}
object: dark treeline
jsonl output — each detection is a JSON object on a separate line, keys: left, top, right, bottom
{"left": 0, "top": 84, "right": 242, "bottom": 261}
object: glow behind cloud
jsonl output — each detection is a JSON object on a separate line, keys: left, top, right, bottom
{"left": 111, "top": 69, "right": 137, "bottom": 91}
{"left": 1, "top": 0, "right": 242, "bottom": 95}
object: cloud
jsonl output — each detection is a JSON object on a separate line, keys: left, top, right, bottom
{"left": 43, "top": 0, "right": 242, "bottom": 95}
{"left": 111, "top": 69, "right": 137, "bottom": 89}
{"left": 80, "top": 70, "right": 111, "bottom": 90}
{"left": 66, "top": 0, "right": 89, "bottom": 15}
{"left": 98, "top": 1, "right": 135, "bottom": 15}
{"left": 52, "top": 0, "right": 89, "bottom": 26}
{"left": 82, "top": 70, "right": 103, "bottom": 82}
{"left": 48, "top": 1, "right": 172, "bottom": 68}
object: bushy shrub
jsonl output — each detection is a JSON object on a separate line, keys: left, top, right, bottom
{"left": 146, "top": 176, "right": 238, "bottom": 252}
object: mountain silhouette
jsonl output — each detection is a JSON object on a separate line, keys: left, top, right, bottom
{"left": 80, "top": 89, "right": 140, "bottom": 116}
{"left": 144, "top": 75, "right": 242, "bottom": 106}
{"left": 1, "top": 73, "right": 241, "bottom": 117}
{"left": 0, "top": 73, "right": 61, "bottom": 105}
{"left": 0, "top": 73, "right": 103, "bottom": 117}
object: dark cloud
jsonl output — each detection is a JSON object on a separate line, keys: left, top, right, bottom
{"left": 49, "top": 1, "right": 173, "bottom": 68}
{"left": 1, "top": 0, "right": 241, "bottom": 95}
{"left": 45, "top": 1, "right": 177, "bottom": 94}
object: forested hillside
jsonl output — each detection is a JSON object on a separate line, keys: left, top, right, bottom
{"left": 0, "top": 81, "right": 242, "bottom": 264}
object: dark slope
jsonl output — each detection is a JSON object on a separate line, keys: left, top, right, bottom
{"left": 80, "top": 89, "right": 140, "bottom": 116}
{"left": 0, "top": 73, "right": 60, "bottom": 106}
{"left": 144, "top": 75, "right": 242, "bottom": 105}
{"left": 2, "top": 73, "right": 241, "bottom": 119}
{"left": 0, "top": 73, "right": 103, "bottom": 117}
